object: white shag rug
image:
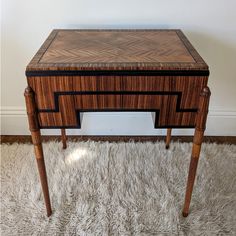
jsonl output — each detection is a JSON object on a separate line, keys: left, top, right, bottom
{"left": 1, "top": 141, "right": 236, "bottom": 235}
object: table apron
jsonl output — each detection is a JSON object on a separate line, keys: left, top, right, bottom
{"left": 27, "top": 75, "right": 208, "bottom": 128}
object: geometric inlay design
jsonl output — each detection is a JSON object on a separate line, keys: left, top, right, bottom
{"left": 38, "top": 91, "right": 198, "bottom": 129}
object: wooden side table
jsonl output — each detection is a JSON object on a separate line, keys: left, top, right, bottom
{"left": 24, "top": 29, "right": 210, "bottom": 217}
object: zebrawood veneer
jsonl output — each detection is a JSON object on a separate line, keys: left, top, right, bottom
{"left": 25, "top": 29, "right": 211, "bottom": 217}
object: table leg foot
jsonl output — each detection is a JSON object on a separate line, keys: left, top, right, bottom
{"left": 182, "top": 211, "right": 189, "bottom": 217}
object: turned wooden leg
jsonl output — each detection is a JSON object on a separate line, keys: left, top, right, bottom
{"left": 24, "top": 87, "right": 52, "bottom": 217}
{"left": 166, "top": 128, "right": 172, "bottom": 149}
{"left": 182, "top": 87, "right": 211, "bottom": 217}
{"left": 61, "top": 129, "right": 67, "bottom": 149}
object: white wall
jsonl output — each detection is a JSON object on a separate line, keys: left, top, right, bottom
{"left": 1, "top": 0, "right": 236, "bottom": 135}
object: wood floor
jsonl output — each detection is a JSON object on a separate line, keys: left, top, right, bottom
{"left": 1, "top": 135, "right": 236, "bottom": 145}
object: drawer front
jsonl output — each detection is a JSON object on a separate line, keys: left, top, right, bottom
{"left": 27, "top": 75, "right": 208, "bottom": 128}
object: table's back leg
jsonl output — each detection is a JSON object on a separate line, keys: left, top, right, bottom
{"left": 61, "top": 129, "right": 67, "bottom": 149}
{"left": 24, "top": 87, "right": 52, "bottom": 217}
{"left": 182, "top": 86, "right": 211, "bottom": 217}
{"left": 165, "top": 128, "right": 172, "bottom": 149}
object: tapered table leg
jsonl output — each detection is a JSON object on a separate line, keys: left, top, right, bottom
{"left": 24, "top": 87, "right": 52, "bottom": 217}
{"left": 182, "top": 87, "right": 211, "bottom": 217}
{"left": 166, "top": 128, "right": 172, "bottom": 149}
{"left": 61, "top": 129, "right": 67, "bottom": 149}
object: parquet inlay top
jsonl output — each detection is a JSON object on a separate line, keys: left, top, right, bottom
{"left": 39, "top": 31, "right": 195, "bottom": 64}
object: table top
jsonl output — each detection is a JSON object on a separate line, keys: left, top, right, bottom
{"left": 26, "top": 29, "right": 208, "bottom": 75}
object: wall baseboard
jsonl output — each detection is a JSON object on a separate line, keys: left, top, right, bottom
{"left": 1, "top": 106, "right": 236, "bottom": 136}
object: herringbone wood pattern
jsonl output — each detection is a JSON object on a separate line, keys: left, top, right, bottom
{"left": 26, "top": 29, "right": 208, "bottom": 71}
{"left": 40, "top": 31, "right": 195, "bottom": 64}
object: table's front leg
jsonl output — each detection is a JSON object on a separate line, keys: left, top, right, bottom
{"left": 182, "top": 87, "right": 211, "bottom": 217}
{"left": 24, "top": 87, "right": 52, "bottom": 217}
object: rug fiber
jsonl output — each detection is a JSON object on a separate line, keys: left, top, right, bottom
{"left": 1, "top": 141, "right": 236, "bottom": 235}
